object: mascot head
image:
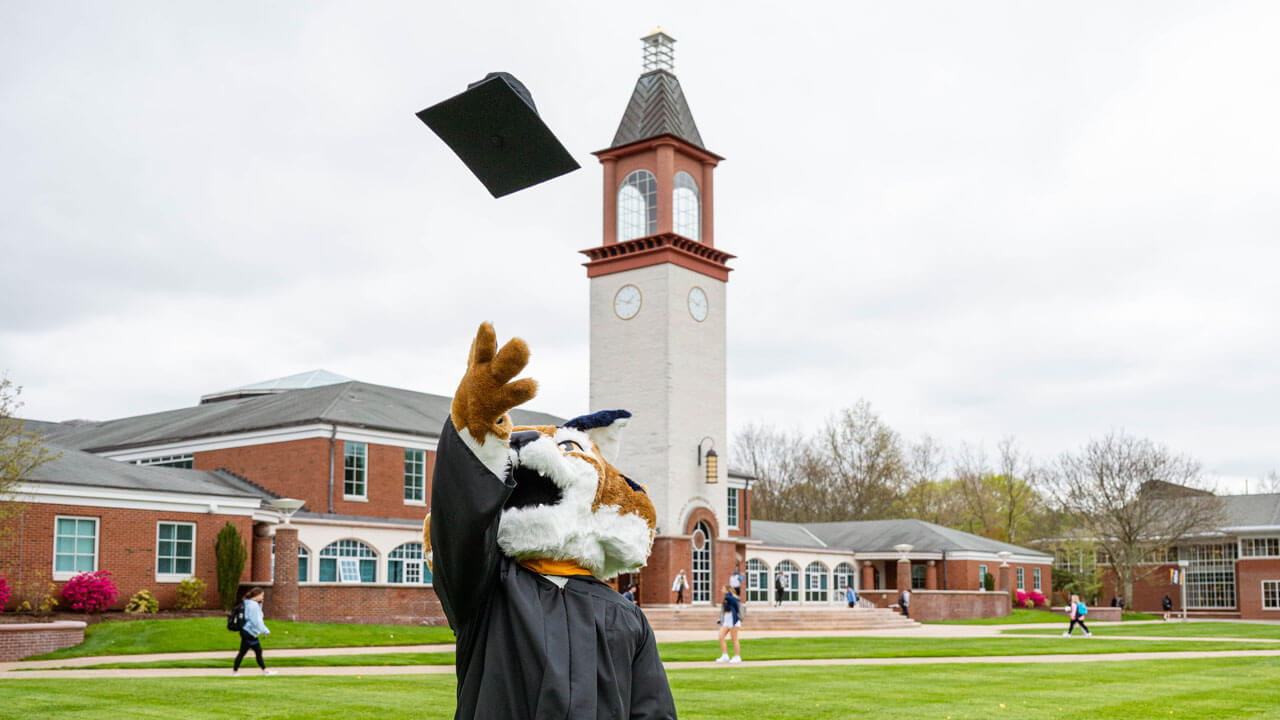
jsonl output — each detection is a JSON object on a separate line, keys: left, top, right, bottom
{"left": 498, "top": 409, "right": 657, "bottom": 580}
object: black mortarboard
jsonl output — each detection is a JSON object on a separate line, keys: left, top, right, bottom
{"left": 416, "top": 72, "right": 580, "bottom": 198}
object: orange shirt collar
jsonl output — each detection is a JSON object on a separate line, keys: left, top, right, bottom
{"left": 519, "top": 558, "right": 594, "bottom": 577}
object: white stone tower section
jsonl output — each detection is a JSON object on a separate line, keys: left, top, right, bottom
{"left": 581, "top": 30, "right": 734, "bottom": 539}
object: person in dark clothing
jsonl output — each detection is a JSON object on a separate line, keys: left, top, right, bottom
{"left": 429, "top": 323, "right": 676, "bottom": 720}
{"left": 1162, "top": 594, "right": 1173, "bottom": 621}
{"left": 232, "top": 587, "right": 276, "bottom": 676}
{"left": 774, "top": 570, "right": 786, "bottom": 606}
{"left": 716, "top": 584, "right": 742, "bottom": 663}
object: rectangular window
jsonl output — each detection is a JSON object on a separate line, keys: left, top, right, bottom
{"left": 1242, "top": 538, "right": 1280, "bottom": 558}
{"left": 344, "top": 441, "right": 367, "bottom": 498}
{"left": 1264, "top": 581, "right": 1280, "bottom": 610}
{"left": 1034, "top": 567, "right": 1042, "bottom": 591}
{"left": 53, "top": 516, "right": 98, "bottom": 579}
{"left": 1016, "top": 567, "right": 1025, "bottom": 590}
{"left": 338, "top": 558, "right": 363, "bottom": 583}
{"left": 1186, "top": 543, "right": 1238, "bottom": 609}
{"left": 298, "top": 547, "right": 309, "bottom": 583}
{"left": 726, "top": 488, "right": 738, "bottom": 529}
{"left": 133, "top": 454, "right": 193, "bottom": 469}
{"left": 911, "top": 564, "right": 927, "bottom": 590}
{"left": 978, "top": 565, "right": 988, "bottom": 589}
{"left": 156, "top": 522, "right": 195, "bottom": 579}
{"left": 404, "top": 448, "right": 425, "bottom": 503}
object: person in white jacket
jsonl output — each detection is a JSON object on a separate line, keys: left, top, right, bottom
{"left": 671, "top": 570, "right": 688, "bottom": 605}
{"left": 232, "top": 587, "right": 277, "bottom": 676}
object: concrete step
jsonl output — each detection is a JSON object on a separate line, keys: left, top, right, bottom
{"left": 640, "top": 604, "right": 920, "bottom": 631}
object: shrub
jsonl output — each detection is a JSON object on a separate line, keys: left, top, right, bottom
{"left": 983, "top": 572, "right": 995, "bottom": 592}
{"left": 215, "top": 523, "right": 247, "bottom": 610}
{"left": 174, "top": 576, "right": 208, "bottom": 610}
{"left": 1014, "top": 590, "right": 1029, "bottom": 608}
{"left": 1028, "top": 590, "right": 1047, "bottom": 608}
{"left": 125, "top": 589, "right": 160, "bottom": 614}
{"left": 61, "top": 571, "right": 119, "bottom": 613}
{"left": 0, "top": 576, "right": 9, "bottom": 611}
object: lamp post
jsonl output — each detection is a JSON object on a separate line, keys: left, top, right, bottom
{"left": 269, "top": 498, "right": 305, "bottom": 524}
{"left": 697, "top": 437, "right": 718, "bottom": 484}
{"left": 1178, "top": 559, "right": 1189, "bottom": 622}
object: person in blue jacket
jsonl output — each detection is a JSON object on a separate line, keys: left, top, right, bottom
{"left": 716, "top": 584, "right": 743, "bottom": 663}
{"left": 233, "top": 587, "right": 277, "bottom": 676}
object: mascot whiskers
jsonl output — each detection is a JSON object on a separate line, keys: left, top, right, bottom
{"left": 427, "top": 322, "right": 676, "bottom": 719}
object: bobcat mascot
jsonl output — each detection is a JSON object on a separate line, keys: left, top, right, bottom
{"left": 427, "top": 323, "right": 676, "bottom": 719}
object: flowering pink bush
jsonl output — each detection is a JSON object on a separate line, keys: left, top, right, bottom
{"left": 0, "top": 576, "right": 9, "bottom": 611}
{"left": 1028, "top": 590, "right": 1047, "bottom": 608}
{"left": 1014, "top": 590, "right": 1030, "bottom": 608}
{"left": 61, "top": 571, "right": 119, "bottom": 613}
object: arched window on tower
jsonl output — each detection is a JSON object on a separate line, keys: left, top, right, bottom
{"left": 617, "top": 170, "right": 657, "bottom": 241}
{"left": 673, "top": 171, "right": 700, "bottom": 242}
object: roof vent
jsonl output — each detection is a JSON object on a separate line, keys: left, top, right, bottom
{"left": 642, "top": 28, "right": 675, "bottom": 73}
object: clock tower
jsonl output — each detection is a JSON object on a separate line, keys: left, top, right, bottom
{"left": 582, "top": 30, "right": 739, "bottom": 604}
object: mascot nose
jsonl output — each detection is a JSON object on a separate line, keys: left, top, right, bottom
{"left": 509, "top": 430, "right": 540, "bottom": 452}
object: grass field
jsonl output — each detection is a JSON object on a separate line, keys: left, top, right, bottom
{"left": 1004, "top": 621, "right": 1280, "bottom": 640}
{"left": 34, "top": 635, "right": 1280, "bottom": 670}
{"left": 25, "top": 618, "right": 455, "bottom": 660}
{"left": 928, "top": 609, "right": 1162, "bottom": 625}
{"left": 3, "top": 657, "right": 1278, "bottom": 719}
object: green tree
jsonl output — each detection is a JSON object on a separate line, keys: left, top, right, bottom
{"left": 1, "top": 376, "right": 60, "bottom": 575}
{"left": 214, "top": 522, "right": 247, "bottom": 610}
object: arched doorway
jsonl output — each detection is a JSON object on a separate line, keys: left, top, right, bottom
{"left": 691, "top": 521, "right": 712, "bottom": 603}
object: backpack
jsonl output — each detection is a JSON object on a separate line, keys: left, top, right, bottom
{"left": 227, "top": 603, "right": 246, "bottom": 632}
{"left": 1077, "top": 601, "right": 1088, "bottom": 616}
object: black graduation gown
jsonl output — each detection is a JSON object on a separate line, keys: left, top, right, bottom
{"left": 430, "top": 418, "right": 678, "bottom": 720}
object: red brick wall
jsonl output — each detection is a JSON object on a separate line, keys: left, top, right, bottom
{"left": 940, "top": 560, "right": 1051, "bottom": 596}
{"left": 1101, "top": 564, "right": 1179, "bottom": 612}
{"left": 291, "top": 585, "right": 445, "bottom": 625}
{"left": 0, "top": 622, "right": 86, "bottom": 661}
{"left": 642, "top": 536, "right": 692, "bottom": 605}
{"left": 1, "top": 502, "right": 253, "bottom": 611}
{"left": 858, "top": 590, "right": 1010, "bottom": 621}
{"left": 1236, "top": 558, "right": 1280, "bottom": 619}
{"left": 194, "top": 439, "right": 434, "bottom": 521}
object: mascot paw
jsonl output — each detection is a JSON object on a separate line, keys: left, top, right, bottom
{"left": 451, "top": 322, "right": 538, "bottom": 477}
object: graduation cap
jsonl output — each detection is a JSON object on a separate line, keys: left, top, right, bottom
{"left": 416, "top": 73, "right": 580, "bottom": 198}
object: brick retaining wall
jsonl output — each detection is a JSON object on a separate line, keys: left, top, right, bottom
{"left": 0, "top": 621, "right": 86, "bottom": 661}
{"left": 291, "top": 585, "right": 446, "bottom": 625}
{"left": 859, "top": 589, "right": 1011, "bottom": 622}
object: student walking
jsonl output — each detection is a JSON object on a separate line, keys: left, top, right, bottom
{"left": 232, "top": 587, "right": 277, "bottom": 676}
{"left": 1063, "top": 594, "right": 1092, "bottom": 637}
{"left": 671, "top": 570, "right": 689, "bottom": 605}
{"left": 1162, "top": 594, "right": 1173, "bottom": 621}
{"left": 716, "top": 584, "right": 743, "bottom": 663}
{"left": 774, "top": 569, "right": 787, "bottom": 606}
{"left": 729, "top": 567, "right": 743, "bottom": 597}
{"left": 845, "top": 584, "right": 858, "bottom": 608}
{"left": 898, "top": 588, "right": 911, "bottom": 618}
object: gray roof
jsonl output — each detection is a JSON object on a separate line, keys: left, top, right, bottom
{"left": 200, "top": 369, "right": 352, "bottom": 403}
{"left": 27, "top": 441, "right": 268, "bottom": 499}
{"left": 1221, "top": 493, "right": 1280, "bottom": 528}
{"left": 752, "top": 518, "right": 1051, "bottom": 558}
{"left": 38, "top": 381, "right": 564, "bottom": 453}
{"left": 610, "top": 70, "right": 705, "bottom": 150}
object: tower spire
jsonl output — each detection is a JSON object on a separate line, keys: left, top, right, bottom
{"left": 642, "top": 28, "right": 675, "bottom": 73}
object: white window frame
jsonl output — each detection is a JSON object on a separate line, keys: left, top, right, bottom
{"left": 978, "top": 564, "right": 988, "bottom": 589}
{"left": 1263, "top": 580, "right": 1280, "bottom": 611}
{"left": 726, "top": 487, "right": 738, "bottom": 529}
{"left": 337, "top": 558, "right": 362, "bottom": 583}
{"left": 404, "top": 447, "right": 426, "bottom": 505}
{"left": 298, "top": 545, "right": 310, "bottom": 583}
{"left": 1242, "top": 537, "right": 1280, "bottom": 558}
{"left": 155, "top": 521, "right": 197, "bottom": 582}
{"left": 805, "top": 561, "right": 830, "bottom": 603}
{"left": 1033, "top": 567, "right": 1042, "bottom": 591}
{"left": 344, "top": 441, "right": 368, "bottom": 500}
{"left": 1016, "top": 567, "right": 1025, "bottom": 590}
{"left": 53, "top": 515, "right": 99, "bottom": 581}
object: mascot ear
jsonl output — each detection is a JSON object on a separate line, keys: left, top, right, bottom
{"left": 564, "top": 409, "right": 632, "bottom": 465}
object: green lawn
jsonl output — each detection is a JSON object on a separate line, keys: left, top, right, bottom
{"left": 928, "top": 608, "right": 1066, "bottom": 625}
{"left": 3, "top": 657, "right": 1279, "bottom": 719}
{"left": 42, "top": 635, "right": 1280, "bottom": 670}
{"left": 25, "top": 618, "right": 455, "bottom": 660}
{"left": 1004, "top": 621, "right": 1280, "bottom": 640}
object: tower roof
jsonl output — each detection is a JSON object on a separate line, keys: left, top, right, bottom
{"left": 608, "top": 31, "right": 705, "bottom": 150}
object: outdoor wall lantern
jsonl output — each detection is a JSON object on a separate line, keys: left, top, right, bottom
{"left": 697, "top": 436, "right": 718, "bottom": 484}
{"left": 269, "top": 498, "right": 306, "bottom": 525}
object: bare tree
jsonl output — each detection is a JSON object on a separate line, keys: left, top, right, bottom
{"left": 995, "top": 437, "right": 1040, "bottom": 545}
{"left": 1262, "top": 470, "right": 1280, "bottom": 494}
{"left": 815, "top": 401, "right": 907, "bottom": 521}
{"left": 1, "top": 376, "right": 61, "bottom": 574}
{"left": 898, "top": 435, "right": 953, "bottom": 525}
{"left": 732, "top": 423, "right": 822, "bottom": 522}
{"left": 1049, "top": 431, "right": 1224, "bottom": 608}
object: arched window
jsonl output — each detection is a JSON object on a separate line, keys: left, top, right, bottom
{"left": 318, "top": 539, "right": 377, "bottom": 583}
{"left": 776, "top": 560, "right": 800, "bottom": 603}
{"left": 673, "top": 171, "right": 700, "bottom": 242}
{"left": 691, "top": 521, "right": 712, "bottom": 603}
{"left": 388, "top": 542, "right": 431, "bottom": 584}
{"left": 746, "top": 558, "right": 769, "bottom": 603}
{"left": 298, "top": 545, "right": 310, "bottom": 583}
{"left": 833, "top": 562, "right": 856, "bottom": 592}
{"left": 805, "top": 561, "right": 830, "bottom": 603}
{"left": 617, "top": 170, "right": 657, "bottom": 241}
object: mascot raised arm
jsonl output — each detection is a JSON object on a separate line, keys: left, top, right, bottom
{"left": 427, "top": 322, "right": 676, "bottom": 719}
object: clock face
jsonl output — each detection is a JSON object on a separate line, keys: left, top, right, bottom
{"left": 688, "top": 286, "right": 709, "bottom": 322}
{"left": 614, "top": 284, "right": 641, "bottom": 320}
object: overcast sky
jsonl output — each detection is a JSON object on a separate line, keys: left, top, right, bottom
{"left": 3, "top": 2, "right": 1277, "bottom": 492}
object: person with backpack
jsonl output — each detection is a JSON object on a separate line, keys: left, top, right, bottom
{"left": 231, "top": 587, "right": 277, "bottom": 676}
{"left": 1063, "top": 593, "right": 1092, "bottom": 637}
{"left": 1162, "top": 594, "right": 1173, "bottom": 621}
{"left": 845, "top": 584, "right": 858, "bottom": 608}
